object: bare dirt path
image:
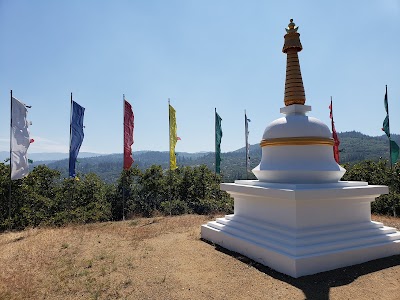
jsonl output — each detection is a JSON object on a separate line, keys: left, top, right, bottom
{"left": 0, "top": 214, "right": 399, "bottom": 299}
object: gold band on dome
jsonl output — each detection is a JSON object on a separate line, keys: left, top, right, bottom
{"left": 260, "top": 137, "right": 335, "bottom": 147}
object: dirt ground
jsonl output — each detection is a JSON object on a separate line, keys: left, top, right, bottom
{"left": 0, "top": 214, "right": 399, "bottom": 300}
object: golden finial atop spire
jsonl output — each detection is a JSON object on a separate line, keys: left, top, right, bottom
{"left": 286, "top": 19, "right": 298, "bottom": 33}
{"left": 283, "top": 19, "right": 305, "bottom": 106}
{"left": 283, "top": 18, "right": 302, "bottom": 53}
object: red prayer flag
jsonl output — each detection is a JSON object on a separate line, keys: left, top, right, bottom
{"left": 124, "top": 100, "right": 134, "bottom": 169}
{"left": 329, "top": 99, "right": 340, "bottom": 163}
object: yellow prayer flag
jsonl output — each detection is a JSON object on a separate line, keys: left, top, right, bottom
{"left": 169, "top": 104, "right": 178, "bottom": 170}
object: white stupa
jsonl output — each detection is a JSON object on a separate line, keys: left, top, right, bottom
{"left": 201, "top": 20, "right": 400, "bottom": 278}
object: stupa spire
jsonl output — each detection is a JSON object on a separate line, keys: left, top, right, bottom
{"left": 283, "top": 19, "right": 306, "bottom": 106}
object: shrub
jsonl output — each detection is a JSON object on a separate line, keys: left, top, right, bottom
{"left": 160, "top": 200, "right": 189, "bottom": 215}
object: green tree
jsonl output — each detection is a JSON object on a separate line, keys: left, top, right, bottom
{"left": 138, "top": 165, "right": 167, "bottom": 217}
{"left": 50, "top": 173, "right": 111, "bottom": 225}
{"left": 113, "top": 166, "right": 142, "bottom": 220}
{"left": 342, "top": 160, "right": 399, "bottom": 216}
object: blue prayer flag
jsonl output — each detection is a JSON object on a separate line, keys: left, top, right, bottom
{"left": 69, "top": 101, "right": 85, "bottom": 177}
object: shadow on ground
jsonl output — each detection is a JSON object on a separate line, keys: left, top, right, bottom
{"left": 211, "top": 242, "right": 400, "bottom": 300}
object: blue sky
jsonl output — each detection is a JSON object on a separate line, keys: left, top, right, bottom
{"left": 1, "top": 0, "right": 399, "bottom": 154}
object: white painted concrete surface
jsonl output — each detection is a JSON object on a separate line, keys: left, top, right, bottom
{"left": 201, "top": 105, "right": 400, "bottom": 277}
{"left": 201, "top": 181, "right": 400, "bottom": 277}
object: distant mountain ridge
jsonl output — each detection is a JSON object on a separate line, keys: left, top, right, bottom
{"left": 1, "top": 131, "right": 398, "bottom": 183}
{"left": 0, "top": 151, "right": 103, "bottom": 163}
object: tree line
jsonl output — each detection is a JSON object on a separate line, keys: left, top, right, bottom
{"left": 40, "top": 131, "right": 400, "bottom": 184}
{"left": 0, "top": 159, "right": 399, "bottom": 231}
{"left": 0, "top": 163, "right": 232, "bottom": 231}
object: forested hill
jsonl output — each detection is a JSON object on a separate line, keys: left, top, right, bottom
{"left": 338, "top": 131, "right": 400, "bottom": 163}
{"left": 38, "top": 131, "right": 399, "bottom": 183}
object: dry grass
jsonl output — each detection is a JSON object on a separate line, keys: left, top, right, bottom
{"left": 0, "top": 215, "right": 213, "bottom": 300}
{"left": 0, "top": 214, "right": 399, "bottom": 300}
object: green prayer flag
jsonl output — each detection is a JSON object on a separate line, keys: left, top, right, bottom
{"left": 390, "top": 140, "right": 399, "bottom": 165}
{"left": 382, "top": 86, "right": 398, "bottom": 166}
{"left": 215, "top": 111, "right": 223, "bottom": 174}
{"left": 382, "top": 115, "right": 390, "bottom": 138}
{"left": 384, "top": 90, "right": 388, "bottom": 114}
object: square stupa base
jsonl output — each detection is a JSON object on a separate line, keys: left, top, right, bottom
{"left": 201, "top": 181, "right": 400, "bottom": 278}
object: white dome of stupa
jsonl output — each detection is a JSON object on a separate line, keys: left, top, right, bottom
{"left": 263, "top": 106, "right": 331, "bottom": 140}
{"left": 253, "top": 105, "right": 345, "bottom": 184}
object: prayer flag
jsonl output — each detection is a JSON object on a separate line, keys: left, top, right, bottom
{"left": 169, "top": 104, "right": 178, "bottom": 170}
{"left": 11, "top": 97, "right": 31, "bottom": 180}
{"left": 329, "top": 99, "right": 340, "bottom": 163}
{"left": 382, "top": 86, "right": 399, "bottom": 165}
{"left": 124, "top": 100, "right": 134, "bottom": 169}
{"left": 215, "top": 110, "right": 223, "bottom": 174}
{"left": 245, "top": 112, "right": 251, "bottom": 172}
{"left": 69, "top": 101, "right": 85, "bottom": 177}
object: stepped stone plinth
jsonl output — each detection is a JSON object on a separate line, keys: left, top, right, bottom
{"left": 201, "top": 19, "right": 400, "bottom": 278}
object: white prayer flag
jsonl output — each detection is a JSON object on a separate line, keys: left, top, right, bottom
{"left": 11, "top": 97, "right": 30, "bottom": 180}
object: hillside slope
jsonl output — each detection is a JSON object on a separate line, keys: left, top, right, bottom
{"left": 23, "top": 131, "right": 400, "bottom": 183}
{"left": 0, "top": 214, "right": 399, "bottom": 299}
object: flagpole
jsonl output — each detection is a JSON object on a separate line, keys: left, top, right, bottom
{"left": 168, "top": 99, "right": 171, "bottom": 170}
{"left": 215, "top": 108, "right": 217, "bottom": 177}
{"left": 383, "top": 85, "right": 396, "bottom": 217}
{"left": 331, "top": 96, "right": 335, "bottom": 161}
{"left": 384, "top": 86, "right": 393, "bottom": 172}
{"left": 68, "top": 93, "right": 74, "bottom": 215}
{"left": 122, "top": 94, "right": 126, "bottom": 221}
{"left": 214, "top": 107, "right": 219, "bottom": 202}
{"left": 386, "top": 86, "right": 393, "bottom": 167}
{"left": 168, "top": 98, "right": 172, "bottom": 215}
{"left": 245, "top": 110, "right": 248, "bottom": 180}
{"left": 69, "top": 93, "right": 73, "bottom": 176}
{"left": 385, "top": 85, "right": 396, "bottom": 217}
{"left": 8, "top": 90, "right": 13, "bottom": 229}
{"left": 123, "top": 94, "right": 125, "bottom": 170}
{"left": 330, "top": 96, "right": 333, "bottom": 133}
